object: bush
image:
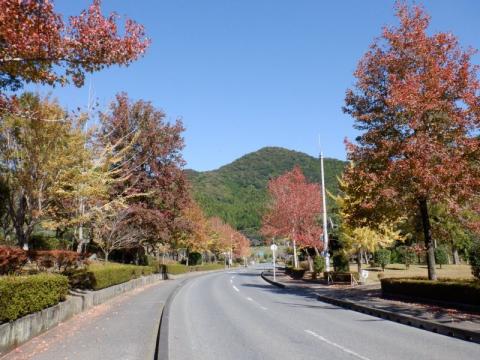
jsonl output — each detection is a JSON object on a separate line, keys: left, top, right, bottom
{"left": 380, "top": 277, "right": 480, "bottom": 306}
{"left": 470, "top": 241, "right": 480, "bottom": 280}
{"left": 313, "top": 256, "right": 326, "bottom": 274}
{"left": 289, "top": 268, "right": 306, "bottom": 279}
{"left": 397, "top": 246, "right": 417, "bottom": 269}
{"left": 434, "top": 246, "right": 449, "bottom": 269}
{"left": 31, "top": 250, "right": 82, "bottom": 272}
{"left": 72, "top": 263, "right": 154, "bottom": 290}
{"left": 390, "top": 248, "right": 401, "bottom": 264}
{"left": 188, "top": 252, "right": 202, "bottom": 266}
{"left": 299, "top": 260, "right": 310, "bottom": 270}
{"left": 374, "top": 249, "right": 391, "bottom": 271}
{"left": 164, "top": 263, "right": 224, "bottom": 275}
{"left": 0, "top": 246, "right": 28, "bottom": 275}
{"left": 0, "top": 273, "right": 69, "bottom": 322}
{"left": 332, "top": 253, "right": 349, "bottom": 272}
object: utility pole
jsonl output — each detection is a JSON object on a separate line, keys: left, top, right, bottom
{"left": 320, "top": 151, "right": 330, "bottom": 272}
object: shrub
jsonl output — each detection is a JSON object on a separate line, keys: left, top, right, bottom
{"left": 470, "top": 241, "right": 480, "bottom": 280}
{"left": 390, "top": 248, "right": 401, "bottom": 264}
{"left": 72, "top": 263, "right": 154, "bottom": 290}
{"left": 31, "top": 250, "right": 82, "bottom": 272}
{"left": 332, "top": 253, "right": 349, "bottom": 272}
{"left": 0, "top": 246, "right": 28, "bottom": 275}
{"left": 290, "top": 268, "right": 306, "bottom": 279}
{"left": 380, "top": 277, "right": 480, "bottom": 306}
{"left": 313, "top": 256, "right": 326, "bottom": 274}
{"left": 397, "top": 246, "right": 417, "bottom": 269}
{"left": 374, "top": 249, "right": 391, "bottom": 271}
{"left": 434, "top": 246, "right": 449, "bottom": 269}
{"left": 0, "top": 273, "right": 69, "bottom": 322}
{"left": 299, "top": 260, "right": 310, "bottom": 270}
{"left": 188, "top": 252, "right": 202, "bottom": 266}
{"left": 164, "top": 263, "right": 224, "bottom": 275}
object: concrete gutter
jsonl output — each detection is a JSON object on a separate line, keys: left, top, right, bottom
{"left": 261, "top": 272, "right": 480, "bottom": 344}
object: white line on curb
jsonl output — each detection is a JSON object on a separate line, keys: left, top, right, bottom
{"left": 305, "top": 330, "right": 371, "bottom": 360}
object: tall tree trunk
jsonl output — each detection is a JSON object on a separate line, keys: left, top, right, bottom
{"left": 314, "top": 247, "right": 320, "bottom": 257}
{"left": 419, "top": 198, "right": 437, "bottom": 280}
{"left": 307, "top": 252, "right": 314, "bottom": 272}
{"left": 452, "top": 247, "right": 460, "bottom": 265}
{"left": 357, "top": 250, "right": 362, "bottom": 274}
{"left": 292, "top": 238, "right": 299, "bottom": 268}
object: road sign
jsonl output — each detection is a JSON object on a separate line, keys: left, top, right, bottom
{"left": 270, "top": 244, "right": 278, "bottom": 252}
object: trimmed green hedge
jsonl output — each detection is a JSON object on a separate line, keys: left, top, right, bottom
{"left": 70, "top": 263, "right": 154, "bottom": 290}
{"left": 164, "top": 263, "right": 224, "bottom": 275}
{"left": 380, "top": 277, "right": 480, "bottom": 306}
{"left": 0, "top": 274, "right": 69, "bottom": 322}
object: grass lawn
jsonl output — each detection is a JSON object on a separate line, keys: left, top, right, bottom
{"left": 349, "top": 263, "right": 474, "bottom": 283}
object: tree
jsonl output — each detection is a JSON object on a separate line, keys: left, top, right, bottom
{"left": 343, "top": 3, "right": 480, "bottom": 280}
{"left": 0, "top": 0, "right": 149, "bottom": 92}
{"left": 332, "top": 175, "right": 405, "bottom": 273}
{"left": 99, "top": 93, "right": 190, "bottom": 255}
{"left": 261, "top": 166, "right": 323, "bottom": 268}
{"left": 91, "top": 202, "right": 144, "bottom": 262}
{"left": 178, "top": 202, "right": 211, "bottom": 265}
{"left": 0, "top": 93, "right": 88, "bottom": 249}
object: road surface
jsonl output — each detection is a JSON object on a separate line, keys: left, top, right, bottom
{"left": 167, "top": 267, "right": 480, "bottom": 360}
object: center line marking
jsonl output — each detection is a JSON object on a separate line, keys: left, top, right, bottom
{"left": 305, "top": 330, "right": 371, "bottom": 360}
{"left": 233, "top": 285, "right": 240, "bottom": 292}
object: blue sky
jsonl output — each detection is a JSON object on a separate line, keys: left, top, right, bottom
{"left": 35, "top": 1, "right": 480, "bottom": 171}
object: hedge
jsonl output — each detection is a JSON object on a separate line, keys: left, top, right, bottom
{"left": 163, "top": 263, "right": 224, "bottom": 275}
{"left": 70, "top": 263, "right": 154, "bottom": 290}
{"left": 0, "top": 274, "right": 69, "bottom": 322}
{"left": 380, "top": 277, "right": 480, "bottom": 306}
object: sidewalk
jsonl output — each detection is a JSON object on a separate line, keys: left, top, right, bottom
{"left": 0, "top": 270, "right": 223, "bottom": 360}
{"left": 262, "top": 270, "right": 480, "bottom": 343}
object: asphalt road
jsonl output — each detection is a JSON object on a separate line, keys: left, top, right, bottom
{"left": 167, "top": 267, "right": 480, "bottom": 360}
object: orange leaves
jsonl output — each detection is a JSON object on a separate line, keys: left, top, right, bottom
{"left": 261, "top": 166, "right": 323, "bottom": 249}
{"left": 0, "top": 0, "right": 150, "bottom": 90}
{"left": 344, "top": 2, "right": 480, "bottom": 213}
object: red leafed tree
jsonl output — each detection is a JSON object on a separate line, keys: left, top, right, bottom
{"left": 0, "top": 0, "right": 149, "bottom": 91}
{"left": 261, "top": 166, "right": 323, "bottom": 268}
{"left": 99, "top": 93, "right": 190, "bottom": 253}
{"left": 343, "top": 3, "right": 480, "bottom": 280}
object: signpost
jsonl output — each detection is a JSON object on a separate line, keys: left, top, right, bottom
{"left": 270, "top": 244, "right": 278, "bottom": 282}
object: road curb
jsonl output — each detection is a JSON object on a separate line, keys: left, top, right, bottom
{"left": 316, "top": 294, "right": 480, "bottom": 344}
{"left": 261, "top": 272, "right": 287, "bottom": 288}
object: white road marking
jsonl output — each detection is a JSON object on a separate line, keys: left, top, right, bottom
{"left": 260, "top": 306, "right": 268, "bottom": 310}
{"left": 230, "top": 279, "right": 233, "bottom": 284}
{"left": 305, "top": 330, "right": 371, "bottom": 360}
{"left": 246, "top": 297, "right": 253, "bottom": 301}
{"left": 233, "top": 285, "right": 240, "bottom": 292}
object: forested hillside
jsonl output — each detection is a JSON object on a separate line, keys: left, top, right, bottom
{"left": 187, "top": 147, "right": 346, "bottom": 239}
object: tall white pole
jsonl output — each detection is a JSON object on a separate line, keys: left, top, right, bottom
{"left": 320, "top": 152, "right": 330, "bottom": 272}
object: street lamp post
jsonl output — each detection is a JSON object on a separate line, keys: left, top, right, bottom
{"left": 320, "top": 151, "right": 330, "bottom": 272}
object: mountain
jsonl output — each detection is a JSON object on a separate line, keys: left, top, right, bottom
{"left": 186, "top": 147, "right": 346, "bottom": 239}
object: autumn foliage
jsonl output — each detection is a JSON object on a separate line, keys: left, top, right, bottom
{"left": 343, "top": 3, "right": 480, "bottom": 280}
{"left": 261, "top": 166, "right": 323, "bottom": 267}
{"left": 0, "top": 0, "right": 149, "bottom": 91}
